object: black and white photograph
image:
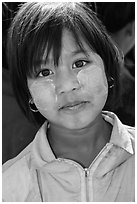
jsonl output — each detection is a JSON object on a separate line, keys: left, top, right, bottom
{"left": 2, "top": 2, "right": 135, "bottom": 202}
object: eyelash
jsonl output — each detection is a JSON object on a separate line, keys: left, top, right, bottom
{"left": 37, "top": 60, "right": 89, "bottom": 77}
{"left": 72, "top": 59, "right": 89, "bottom": 69}
{"left": 37, "top": 69, "right": 53, "bottom": 77}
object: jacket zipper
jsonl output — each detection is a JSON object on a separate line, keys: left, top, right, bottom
{"left": 57, "top": 143, "right": 113, "bottom": 201}
{"left": 84, "top": 168, "right": 90, "bottom": 202}
{"left": 83, "top": 144, "right": 111, "bottom": 201}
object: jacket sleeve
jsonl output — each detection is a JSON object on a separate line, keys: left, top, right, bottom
{"left": 2, "top": 149, "right": 32, "bottom": 202}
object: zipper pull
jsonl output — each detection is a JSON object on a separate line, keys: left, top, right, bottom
{"left": 84, "top": 168, "right": 90, "bottom": 177}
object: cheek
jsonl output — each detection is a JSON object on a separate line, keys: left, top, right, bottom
{"left": 77, "top": 65, "right": 108, "bottom": 98}
{"left": 28, "top": 79, "right": 57, "bottom": 111}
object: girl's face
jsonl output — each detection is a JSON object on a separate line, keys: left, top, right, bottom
{"left": 27, "top": 29, "right": 108, "bottom": 129}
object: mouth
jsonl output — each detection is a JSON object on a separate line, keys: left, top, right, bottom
{"left": 59, "top": 101, "right": 90, "bottom": 113}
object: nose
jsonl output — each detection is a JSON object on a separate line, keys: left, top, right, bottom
{"left": 55, "top": 69, "right": 81, "bottom": 94}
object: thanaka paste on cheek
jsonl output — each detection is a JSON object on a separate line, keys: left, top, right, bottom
{"left": 28, "top": 78, "right": 58, "bottom": 112}
{"left": 28, "top": 64, "right": 108, "bottom": 118}
{"left": 77, "top": 65, "right": 108, "bottom": 105}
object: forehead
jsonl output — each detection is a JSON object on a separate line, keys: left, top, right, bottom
{"left": 63, "top": 29, "right": 91, "bottom": 54}
{"left": 43, "top": 29, "right": 91, "bottom": 61}
{"left": 61, "top": 29, "right": 81, "bottom": 51}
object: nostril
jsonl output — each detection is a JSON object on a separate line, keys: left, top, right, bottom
{"left": 56, "top": 75, "right": 81, "bottom": 94}
{"left": 57, "top": 86, "right": 80, "bottom": 95}
{"left": 72, "top": 85, "right": 81, "bottom": 91}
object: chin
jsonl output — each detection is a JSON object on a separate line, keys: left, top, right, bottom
{"left": 63, "top": 111, "right": 103, "bottom": 130}
{"left": 60, "top": 118, "right": 94, "bottom": 130}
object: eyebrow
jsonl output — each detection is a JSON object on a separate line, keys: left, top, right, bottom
{"left": 71, "top": 48, "right": 89, "bottom": 57}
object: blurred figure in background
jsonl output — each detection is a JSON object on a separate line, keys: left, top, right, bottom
{"left": 2, "top": 2, "right": 39, "bottom": 163}
{"left": 96, "top": 2, "right": 135, "bottom": 126}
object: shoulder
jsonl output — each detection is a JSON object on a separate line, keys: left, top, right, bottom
{"left": 3, "top": 142, "right": 32, "bottom": 171}
{"left": 122, "top": 125, "right": 135, "bottom": 170}
{"left": 125, "top": 125, "right": 135, "bottom": 135}
{"left": 119, "top": 125, "right": 135, "bottom": 185}
{"left": 2, "top": 143, "right": 34, "bottom": 201}
{"left": 124, "top": 125, "right": 135, "bottom": 150}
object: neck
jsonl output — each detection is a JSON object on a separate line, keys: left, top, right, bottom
{"left": 47, "top": 114, "right": 112, "bottom": 161}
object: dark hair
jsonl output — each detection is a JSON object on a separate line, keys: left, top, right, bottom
{"left": 2, "top": 2, "right": 21, "bottom": 69}
{"left": 96, "top": 2, "right": 135, "bottom": 33}
{"left": 7, "top": 2, "right": 121, "bottom": 125}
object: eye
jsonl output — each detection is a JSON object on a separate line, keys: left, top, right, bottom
{"left": 38, "top": 69, "right": 53, "bottom": 77}
{"left": 72, "top": 60, "right": 89, "bottom": 69}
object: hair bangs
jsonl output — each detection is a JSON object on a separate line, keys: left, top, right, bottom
{"left": 25, "top": 25, "right": 61, "bottom": 77}
{"left": 26, "top": 20, "right": 91, "bottom": 77}
{"left": 24, "top": 2, "right": 99, "bottom": 78}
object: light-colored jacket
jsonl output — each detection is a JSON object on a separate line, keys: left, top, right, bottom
{"left": 2, "top": 111, "right": 135, "bottom": 202}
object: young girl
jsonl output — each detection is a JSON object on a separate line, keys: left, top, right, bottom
{"left": 3, "top": 2, "right": 135, "bottom": 202}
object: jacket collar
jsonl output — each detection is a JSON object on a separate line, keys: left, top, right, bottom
{"left": 102, "top": 111, "right": 134, "bottom": 154}
{"left": 31, "top": 111, "right": 134, "bottom": 169}
{"left": 93, "top": 111, "right": 135, "bottom": 176}
{"left": 31, "top": 121, "right": 56, "bottom": 168}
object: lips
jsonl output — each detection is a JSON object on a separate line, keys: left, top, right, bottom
{"left": 59, "top": 101, "right": 90, "bottom": 110}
